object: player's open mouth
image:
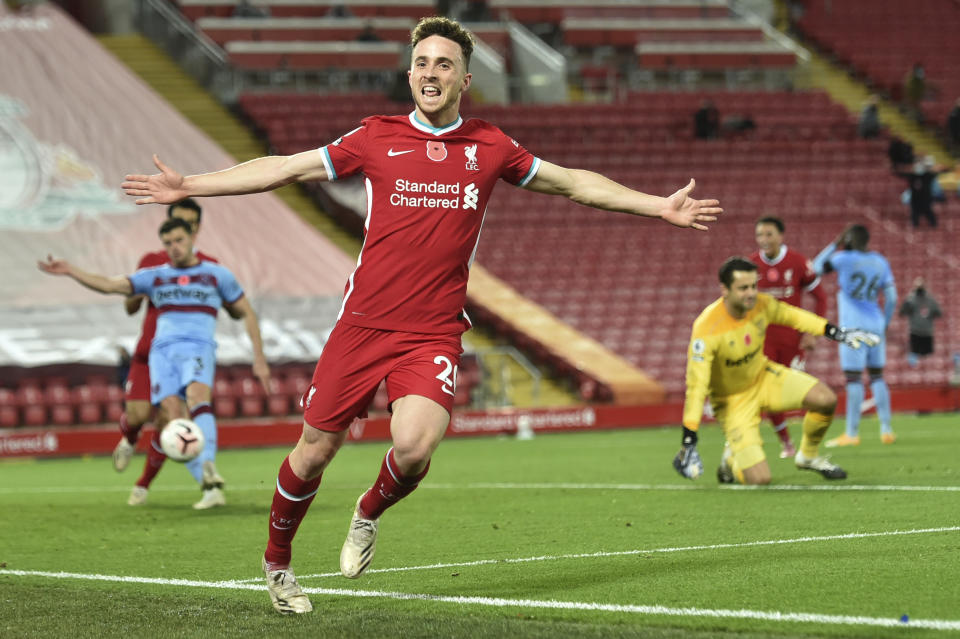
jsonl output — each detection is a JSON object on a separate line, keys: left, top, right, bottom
{"left": 421, "top": 86, "right": 441, "bottom": 98}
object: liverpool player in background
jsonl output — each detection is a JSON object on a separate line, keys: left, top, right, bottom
{"left": 749, "top": 216, "right": 827, "bottom": 458}
{"left": 112, "top": 199, "right": 226, "bottom": 509}
{"left": 122, "top": 16, "right": 722, "bottom": 615}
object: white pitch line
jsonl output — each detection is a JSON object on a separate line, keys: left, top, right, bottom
{"left": 4, "top": 482, "right": 959, "bottom": 495}
{"left": 2, "top": 568, "right": 959, "bottom": 632}
{"left": 429, "top": 482, "right": 960, "bottom": 493}
{"left": 280, "top": 525, "right": 960, "bottom": 581}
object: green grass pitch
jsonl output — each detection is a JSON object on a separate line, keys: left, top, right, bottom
{"left": 2, "top": 413, "right": 959, "bottom": 638}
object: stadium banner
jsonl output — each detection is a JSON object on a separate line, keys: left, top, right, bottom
{"left": 0, "top": 3, "right": 355, "bottom": 369}
{"left": 3, "top": 385, "right": 957, "bottom": 459}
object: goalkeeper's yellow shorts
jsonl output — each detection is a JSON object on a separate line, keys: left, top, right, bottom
{"left": 711, "top": 362, "right": 819, "bottom": 470}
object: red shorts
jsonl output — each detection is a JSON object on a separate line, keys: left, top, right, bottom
{"left": 124, "top": 356, "right": 151, "bottom": 402}
{"left": 303, "top": 323, "right": 464, "bottom": 432}
{"left": 764, "top": 339, "right": 806, "bottom": 370}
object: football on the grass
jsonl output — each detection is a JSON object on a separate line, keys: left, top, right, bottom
{"left": 159, "top": 418, "right": 205, "bottom": 462}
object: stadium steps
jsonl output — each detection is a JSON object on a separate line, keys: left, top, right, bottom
{"left": 96, "top": 34, "right": 579, "bottom": 409}
{"left": 96, "top": 34, "right": 361, "bottom": 256}
{"left": 788, "top": 37, "right": 956, "bottom": 189}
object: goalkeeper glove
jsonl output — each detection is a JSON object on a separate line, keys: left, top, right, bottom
{"left": 672, "top": 427, "right": 703, "bottom": 479}
{"left": 824, "top": 323, "right": 881, "bottom": 350}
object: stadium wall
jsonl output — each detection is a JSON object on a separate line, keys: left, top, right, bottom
{"left": 2, "top": 386, "right": 957, "bottom": 459}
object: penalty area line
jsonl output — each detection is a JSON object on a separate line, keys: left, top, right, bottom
{"left": 1, "top": 568, "right": 958, "bottom": 632}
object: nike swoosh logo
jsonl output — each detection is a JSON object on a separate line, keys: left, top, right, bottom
{"left": 271, "top": 522, "right": 295, "bottom": 530}
{"left": 387, "top": 149, "right": 414, "bottom": 156}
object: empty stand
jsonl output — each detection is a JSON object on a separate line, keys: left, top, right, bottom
{"left": 795, "top": 0, "right": 960, "bottom": 125}
{"left": 178, "top": 0, "right": 436, "bottom": 20}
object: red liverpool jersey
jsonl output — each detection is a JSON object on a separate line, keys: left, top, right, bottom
{"left": 320, "top": 113, "right": 540, "bottom": 334}
{"left": 749, "top": 245, "right": 827, "bottom": 347}
{"left": 131, "top": 249, "right": 219, "bottom": 360}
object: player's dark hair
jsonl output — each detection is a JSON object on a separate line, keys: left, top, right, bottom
{"left": 167, "top": 198, "right": 202, "bottom": 224}
{"left": 411, "top": 16, "right": 475, "bottom": 69}
{"left": 719, "top": 256, "right": 758, "bottom": 287}
{"left": 159, "top": 217, "right": 193, "bottom": 237}
{"left": 845, "top": 224, "right": 870, "bottom": 250}
{"left": 756, "top": 216, "right": 784, "bottom": 233}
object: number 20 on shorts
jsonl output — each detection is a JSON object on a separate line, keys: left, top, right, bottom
{"left": 434, "top": 355, "right": 458, "bottom": 397}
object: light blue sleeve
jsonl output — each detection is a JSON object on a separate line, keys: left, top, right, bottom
{"left": 882, "top": 285, "right": 897, "bottom": 328}
{"left": 127, "top": 267, "right": 157, "bottom": 296}
{"left": 812, "top": 243, "right": 837, "bottom": 275}
{"left": 217, "top": 266, "right": 244, "bottom": 304}
{"left": 881, "top": 260, "right": 897, "bottom": 328}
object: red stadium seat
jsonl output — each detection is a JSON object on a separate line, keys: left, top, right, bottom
{"left": 234, "top": 377, "right": 266, "bottom": 418}
{"left": 72, "top": 385, "right": 104, "bottom": 425}
{"left": 0, "top": 388, "right": 18, "bottom": 428}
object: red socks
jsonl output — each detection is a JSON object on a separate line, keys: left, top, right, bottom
{"left": 264, "top": 456, "right": 322, "bottom": 569}
{"left": 135, "top": 429, "right": 166, "bottom": 489}
{"left": 119, "top": 412, "right": 142, "bottom": 445}
{"left": 358, "top": 447, "right": 430, "bottom": 520}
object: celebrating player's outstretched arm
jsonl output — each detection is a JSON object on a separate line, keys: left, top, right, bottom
{"left": 37, "top": 255, "right": 133, "bottom": 295}
{"left": 122, "top": 151, "right": 328, "bottom": 205}
{"left": 526, "top": 161, "right": 722, "bottom": 231}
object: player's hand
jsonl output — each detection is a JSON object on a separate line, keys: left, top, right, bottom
{"left": 37, "top": 255, "right": 70, "bottom": 276}
{"left": 252, "top": 356, "right": 271, "bottom": 395}
{"left": 660, "top": 179, "right": 722, "bottom": 231}
{"left": 825, "top": 324, "right": 881, "bottom": 349}
{"left": 672, "top": 426, "right": 703, "bottom": 479}
{"left": 122, "top": 154, "right": 188, "bottom": 205}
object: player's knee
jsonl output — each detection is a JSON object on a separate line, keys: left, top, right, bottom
{"left": 391, "top": 438, "right": 433, "bottom": 471}
{"left": 125, "top": 401, "right": 152, "bottom": 426}
{"left": 868, "top": 368, "right": 884, "bottom": 383}
{"left": 742, "top": 464, "right": 771, "bottom": 485}
{"left": 185, "top": 382, "right": 212, "bottom": 407}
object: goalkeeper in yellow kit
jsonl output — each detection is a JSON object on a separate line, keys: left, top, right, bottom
{"left": 673, "top": 257, "right": 880, "bottom": 485}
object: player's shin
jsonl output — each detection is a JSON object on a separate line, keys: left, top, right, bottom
{"left": 119, "top": 412, "right": 142, "bottom": 445}
{"left": 870, "top": 377, "right": 892, "bottom": 433}
{"left": 845, "top": 381, "right": 864, "bottom": 437}
{"left": 265, "top": 456, "right": 322, "bottom": 569}
{"left": 136, "top": 429, "right": 167, "bottom": 488}
{"left": 186, "top": 403, "right": 217, "bottom": 483}
{"left": 799, "top": 410, "right": 833, "bottom": 458}
{"left": 359, "top": 447, "right": 430, "bottom": 519}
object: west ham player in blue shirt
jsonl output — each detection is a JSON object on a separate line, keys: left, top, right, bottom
{"left": 38, "top": 217, "right": 271, "bottom": 508}
{"left": 813, "top": 224, "right": 897, "bottom": 445}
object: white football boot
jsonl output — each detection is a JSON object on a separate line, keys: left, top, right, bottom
{"left": 193, "top": 486, "right": 226, "bottom": 510}
{"left": 340, "top": 497, "right": 379, "bottom": 578}
{"left": 127, "top": 486, "right": 148, "bottom": 506}
{"left": 262, "top": 557, "right": 313, "bottom": 614}
{"left": 112, "top": 438, "right": 135, "bottom": 472}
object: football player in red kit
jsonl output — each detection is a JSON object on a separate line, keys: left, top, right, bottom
{"left": 749, "top": 216, "right": 827, "bottom": 457}
{"left": 122, "top": 16, "right": 723, "bottom": 614}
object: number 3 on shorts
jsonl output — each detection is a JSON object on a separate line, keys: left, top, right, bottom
{"left": 434, "top": 355, "right": 458, "bottom": 397}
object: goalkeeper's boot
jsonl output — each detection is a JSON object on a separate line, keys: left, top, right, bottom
{"left": 127, "top": 485, "right": 148, "bottom": 506}
{"left": 112, "top": 437, "right": 135, "bottom": 472}
{"left": 824, "top": 433, "right": 860, "bottom": 448}
{"left": 881, "top": 432, "right": 897, "bottom": 445}
{"left": 263, "top": 557, "right": 313, "bottom": 614}
{"left": 340, "top": 496, "right": 379, "bottom": 578}
{"left": 716, "top": 444, "right": 735, "bottom": 484}
{"left": 795, "top": 452, "right": 847, "bottom": 479}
